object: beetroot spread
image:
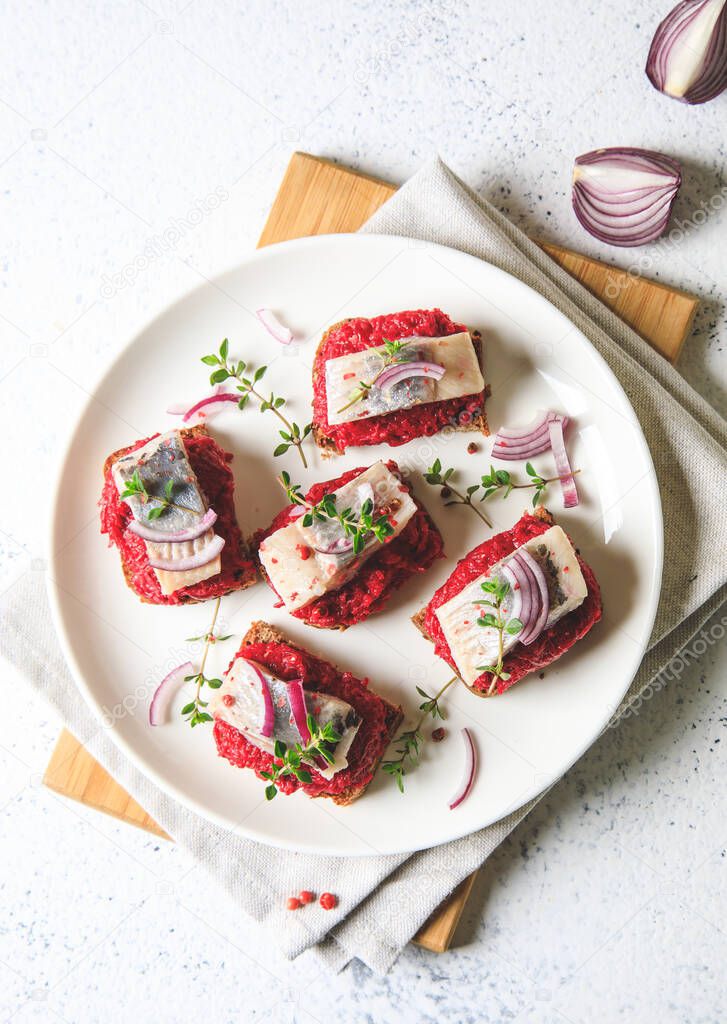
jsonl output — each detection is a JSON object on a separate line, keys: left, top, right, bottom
{"left": 100, "top": 430, "right": 256, "bottom": 605}
{"left": 213, "top": 638, "right": 399, "bottom": 798}
{"left": 313, "top": 308, "right": 484, "bottom": 452}
{"left": 254, "top": 461, "right": 444, "bottom": 629}
{"left": 424, "top": 513, "right": 602, "bottom": 695}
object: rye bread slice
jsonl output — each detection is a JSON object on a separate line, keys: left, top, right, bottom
{"left": 103, "top": 424, "right": 257, "bottom": 605}
{"left": 237, "top": 620, "right": 404, "bottom": 806}
{"left": 312, "top": 319, "right": 489, "bottom": 455}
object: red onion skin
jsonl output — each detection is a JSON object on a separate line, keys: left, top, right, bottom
{"left": 182, "top": 392, "right": 238, "bottom": 423}
{"left": 646, "top": 0, "right": 727, "bottom": 105}
{"left": 147, "top": 533, "right": 225, "bottom": 572}
{"left": 548, "top": 420, "right": 579, "bottom": 509}
{"left": 492, "top": 412, "right": 568, "bottom": 462}
{"left": 128, "top": 507, "right": 218, "bottom": 544}
{"left": 516, "top": 550, "right": 550, "bottom": 644}
{"left": 242, "top": 660, "right": 276, "bottom": 738}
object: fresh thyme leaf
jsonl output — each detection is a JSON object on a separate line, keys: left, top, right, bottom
{"left": 200, "top": 340, "right": 312, "bottom": 469}
{"left": 381, "top": 676, "right": 457, "bottom": 793}
{"left": 474, "top": 580, "right": 523, "bottom": 696}
{"left": 422, "top": 462, "right": 492, "bottom": 527}
{"left": 277, "top": 474, "right": 396, "bottom": 554}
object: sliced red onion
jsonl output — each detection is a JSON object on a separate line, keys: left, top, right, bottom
{"left": 286, "top": 677, "right": 310, "bottom": 743}
{"left": 182, "top": 391, "right": 238, "bottom": 423}
{"left": 507, "top": 553, "right": 538, "bottom": 641}
{"left": 149, "top": 661, "right": 193, "bottom": 726}
{"left": 448, "top": 728, "right": 477, "bottom": 810}
{"left": 647, "top": 0, "right": 727, "bottom": 104}
{"left": 242, "top": 659, "right": 275, "bottom": 737}
{"left": 257, "top": 308, "right": 293, "bottom": 345}
{"left": 492, "top": 411, "right": 568, "bottom": 461}
{"left": 376, "top": 360, "right": 446, "bottom": 391}
{"left": 147, "top": 533, "right": 225, "bottom": 572}
{"left": 500, "top": 562, "right": 522, "bottom": 623}
{"left": 515, "top": 550, "right": 550, "bottom": 645}
{"left": 548, "top": 419, "right": 579, "bottom": 509}
{"left": 128, "top": 507, "right": 218, "bottom": 543}
{"left": 572, "top": 148, "right": 681, "bottom": 247}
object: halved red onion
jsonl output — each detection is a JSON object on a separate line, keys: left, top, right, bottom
{"left": 572, "top": 148, "right": 681, "bottom": 247}
{"left": 257, "top": 308, "right": 293, "bottom": 345}
{"left": 128, "top": 507, "right": 218, "bottom": 543}
{"left": 515, "top": 550, "right": 550, "bottom": 644}
{"left": 149, "top": 661, "right": 193, "bottom": 726}
{"left": 548, "top": 419, "right": 579, "bottom": 508}
{"left": 147, "top": 534, "right": 225, "bottom": 572}
{"left": 376, "top": 360, "right": 446, "bottom": 391}
{"left": 492, "top": 411, "right": 568, "bottom": 461}
{"left": 448, "top": 728, "right": 477, "bottom": 810}
{"left": 242, "top": 659, "right": 275, "bottom": 737}
{"left": 286, "top": 677, "right": 310, "bottom": 743}
{"left": 647, "top": 0, "right": 727, "bottom": 104}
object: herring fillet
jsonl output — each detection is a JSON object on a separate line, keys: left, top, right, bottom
{"left": 325, "top": 332, "right": 485, "bottom": 426}
{"left": 209, "top": 658, "right": 361, "bottom": 779}
{"left": 258, "top": 462, "right": 417, "bottom": 613}
{"left": 111, "top": 430, "right": 222, "bottom": 595}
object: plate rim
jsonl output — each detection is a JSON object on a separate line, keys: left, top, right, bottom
{"left": 47, "top": 231, "right": 664, "bottom": 856}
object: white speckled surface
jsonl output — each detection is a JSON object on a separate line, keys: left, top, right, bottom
{"left": 1, "top": 0, "right": 725, "bottom": 1019}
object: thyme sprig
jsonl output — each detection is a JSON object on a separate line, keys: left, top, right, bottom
{"left": 278, "top": 471, "right": 395, "bottom": 555}
{"left": 381, "top": 676, "right": 457, "bottom": 793}
{"left": 119, "top": 470, "right": 199, "bottom": 521}
{"left": 202, "top": 338, "right": 312, "bottom": 468}
{"left": 424, "top": 459, "right": 581, "bottom": 518}
{"left": 481, "top": 462, "right": 581, "bottom": 509}
{"left": 336, "top": 338, "right": 410, "bottom": 415}
{"left": 180, "top": 598, "right": 232, "bottom": 727}
{"left": 423, "top": 459, "right": 493, "bottom": 527}
{"left": 475, "top": 579, "right": 523, "bottom": 696}
{"left": 261, "top": 715, "right": 342, "bottom": 800}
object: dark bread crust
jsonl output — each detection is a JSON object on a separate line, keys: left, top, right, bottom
{"left": 411, "top": 508, "right": 600, "bottom": 698}
{"left": 103, "top": 424, "right": 256, "bottom": 604}
{"left": 312, "top": 319, "right": 489, "bottom": 455}
{"left": 239, "top": 620, "right": 403, "bottom": 806}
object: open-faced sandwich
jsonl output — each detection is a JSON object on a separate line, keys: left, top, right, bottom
{"left": 210, "top": 621, "right": 403, "bottom": 804}
{"left": 255, "top": 460, "right": 444, "bottom": 629}
{"left": 100, "top": 425, "right": 257, "bottom": 604}
{"left": 413, "top": 508, "right": 602, "bottom": 696}
{"left": 311, "top": 308, "right": 488, "bottom": 454}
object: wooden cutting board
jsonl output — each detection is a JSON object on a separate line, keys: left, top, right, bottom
{"left": 44, "top": 151, "right": 697, "bottom": 954}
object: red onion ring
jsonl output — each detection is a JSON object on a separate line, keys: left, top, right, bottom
{"left": 572, "top": 148, "right": 681, "bottom": 247}
{"left": 500, "top": 562, "right": 523, "bottom": 623}
{"left": 286, "top": 677, "right": 310, "bottom": 743}
{"left": 376, "top": 360, "right": 445, "bottom": 391}
{"left": 182, "top": 392, "right": 238, "bottom": 423}
{"left": 492, "top": 411, "right": 568, "bottom": 461}
{"left": 242, "top": 659, "right": 275, "bottom": 737}
{"left": 149, "top": 661, "right": 193, "bottom": 726}
{"left": 448, "top": 728, "right": 477, "bottom": 810}
{"left": 646, "top": 0, "right": 727, "bottom": 105}
{"left": 128, "top": 507, "right": 218, "bottom": 543}
{"left": 515, "top": 550, "right": 550, "bottom": 645}
{"left": 257, "top": 308, "right": 293, "bottom": 345}
{"left": 506, "top": 554, "right": 534, "bottom": 635}
{"left": 548, "top": 419, "right": 579, "bottom": 508}
{"left": 147, "top": 533, "right": 225, "bottom": 572}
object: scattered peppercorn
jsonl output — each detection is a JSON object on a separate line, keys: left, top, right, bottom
{"left": 319, "top": 892, "right": 337, "bottom": 910}
{"left": 466, "top": 442, "right": 478, "bottom": 454}
{"left": 299, "top": 890, "right": 315, "bottom": 904}
{"left": 441, "top": 486, "right": 452, "bottom": 499}
{"left": 287, "top": 897, "right": 302, "bottom": 911}
{"left": 431, "top": 727, "right": 446, "bottom": 742}
{"left": 221, "top": 693, "right": 236, "bottom": 708}
{"left": 539, "top": 672, "right": 545, "bottom": 679}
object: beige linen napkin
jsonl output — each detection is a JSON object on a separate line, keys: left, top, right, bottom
{"left": 1, "top": 158, "right": 725, "bottom": 975}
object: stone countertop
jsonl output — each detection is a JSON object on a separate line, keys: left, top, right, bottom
{"left": 0, "top": 1, "right": 725, "bottom": 1021}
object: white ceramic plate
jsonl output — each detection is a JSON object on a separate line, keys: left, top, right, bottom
{"left": 48, "top": 233, "right": 663, "bottom": 856}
